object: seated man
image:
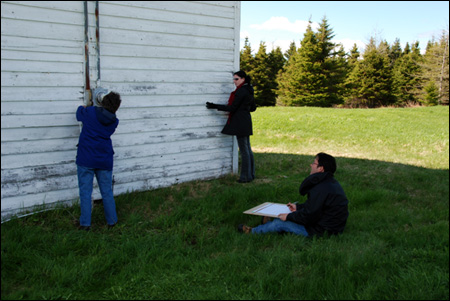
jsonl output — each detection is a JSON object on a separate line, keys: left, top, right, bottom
{"left": 239, "top": 153, "right": 349, "bottom": 237}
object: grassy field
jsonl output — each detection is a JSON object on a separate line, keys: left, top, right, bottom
{"left": 1, "top": 106, "right": 449, "bottom": 300}
{"left": 252, "top": 106, "right": 449, "bottom": 169}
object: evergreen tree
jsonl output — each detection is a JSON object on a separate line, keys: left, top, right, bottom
{"left": 277, "top": 17, "right": 347, "bottom": 107}
{"left": 316, "top": 16, "right": 336, "bottom": 62}
{"left": 240, "top": 37, "right": 254, "bottom": 73}
{"left": 269, "top": 46, "right": 287, "bottom": 73}
{"left": 317, "top": 16, "right": 347, "bottom": 105}
{"left": 389, "top": 38, "right": 403, "bottom": 66}
{"left": 345, "top": 37, "right": 395, "bottom": 107}
{"left": 239, "top": 39, "right": 285, "bottom": 106}
{"left": 342, "top": 44, "right": 360, "bottom": 104}
{"left": 252, "top": 42, "right": 273, "bottom": 106}
{"left": 378, "top": 40, "right": 391, "bottom": 58}
{"left": 392, "top": 41, "right": 423, "bottom": 105}
{"left": 423, "top": 80, "right": 440, "bottom": 105}
{"left": 277, "top": 22, "right": 327, "bottom": 106}
{"left": 403, "top": 42, "right": 411, "bottom": 55}
{"left": 347, "top": 43, "right": 360, "bottom": 66}
{"left": 422, "top": 30, "right": 449, "bottom": 105}
{"left": 265, "top": 46, "right": 286, "bottom": 106}
{"left": 284, "top": 41, "right": 297, "bottom": 61}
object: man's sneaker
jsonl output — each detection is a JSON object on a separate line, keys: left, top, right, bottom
{"left": 237, "top": 224, "right": 252, "bottom": 234}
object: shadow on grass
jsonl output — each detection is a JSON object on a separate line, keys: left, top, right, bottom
{"left": 3, "top": 152, "right": 449, "bottom": 233}
{"left": 1, "top": 152, "right": 449, "bottom": 300}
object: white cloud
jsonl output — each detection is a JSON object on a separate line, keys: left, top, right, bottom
{"left": 250, "top": 16, "right": 319, "bottom": 34}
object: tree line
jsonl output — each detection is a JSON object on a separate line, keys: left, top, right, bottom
{"left": 240, "top": 17, "right": 449, "bottom": 108}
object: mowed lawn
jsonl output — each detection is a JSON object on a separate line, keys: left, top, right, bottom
{"left": 252, "top": 106, "right": 449, "bottom": 169}
{"left": 1, "top": 106, "right": 449, "bottom": 300}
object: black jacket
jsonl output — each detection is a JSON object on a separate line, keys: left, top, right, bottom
{"left": 286, "top": 172, "right": 349, "bottom": 236}
{"left": 215, "top": 84, "right": 254, "bottom": 137}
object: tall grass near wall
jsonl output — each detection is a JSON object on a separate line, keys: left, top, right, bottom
{"left": 1, "top": 106, "right": 448, "bottom": 300}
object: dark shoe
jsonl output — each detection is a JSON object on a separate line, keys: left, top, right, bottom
{"left": 108, "top": 223, "right": 117, "bottom": 229}
{"left": 261, "top": 216, "right": 272, "bottom": 225}
{"left": 74, "top": 220, "right": 90, "bottom": 231}
{"left": 238, "top": 224, "right": 252, "bottom": 234}
{"left": 237, "top": 179, "right": 252, "bottom": 183}
{"left": 78, "top": 225, "right": 91, "bottom": 231}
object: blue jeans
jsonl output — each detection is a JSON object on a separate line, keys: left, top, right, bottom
{"left": 237, "top": 136, "right": 255, "bottom": 181}
{"left": 77, "top": 165, "right": 118, "bottom": 227}
{"left": 251, "top": 218, "right": 309, "bottom": 237}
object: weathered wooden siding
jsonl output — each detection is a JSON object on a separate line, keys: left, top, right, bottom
{"left": 1, "top": 1, "right": 240, "bottom": 219}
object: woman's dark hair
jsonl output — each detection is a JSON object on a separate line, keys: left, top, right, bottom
{"left": 316, "top": 152, "right": 337, "bottom": 175}
{"left": 102, "top": 91, "right": 122, "bottom": 114}
{"left": 234, "top": 70, "right": 252, "bottom": 84}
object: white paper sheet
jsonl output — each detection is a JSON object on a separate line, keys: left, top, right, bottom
{"left": 254, "top": 203, "right": 291, "bottom": 216}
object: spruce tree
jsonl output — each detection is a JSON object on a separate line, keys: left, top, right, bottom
{"left": 422, "top": 30, "right": 449, "bottom": 105}
{"left": 316, "top": 16, "right": 335, "bottom": 62}
{"left": 343, "top": 44, "right": 361, "bottom": 105}
{"left": 277, "top": 22, "right": 327, "bottom": 106}
{"left": 284, "top": 41, "right": 297, "bottom": 61}
{"left": 389, "top": 38, "right": 403, "bottom": 66}
{"left": 277, "top": 17, "right": 346, "bottom": 107}
{"left": 317, "top": 16, "right": 347, "bottom": 106}
{"left": 265, "top": 46, "right": 286, "bottom": 106}
{"left": 240, "top": 37, "right": 254, "bottom": 73}
{"left": 348, "top": 43, "right": 360, "bottom": 66}
{"left": 346, "top": 37, "right": 395, "bottom": 107}
{"left": 326, "top": 44, "right": 348, "bottom": 106}
{"left": 392, "top": 41, "right": 423, "bottom": 105}
{"left": 423, "top": 80, "right": 440, "bottom": 105}
{"left": 252, "top": 42, "right": 272, "bottom": 106}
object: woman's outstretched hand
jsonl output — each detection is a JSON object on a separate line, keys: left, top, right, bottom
{"left": 206, "top": 102, "right": 218, "bottom": 109}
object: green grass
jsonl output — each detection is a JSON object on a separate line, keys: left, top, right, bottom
{"left": 253, "top": 106, "right": 449, "bottom": 169}
{"left": 2, "top": 106, "right": 449, "bottom": 300}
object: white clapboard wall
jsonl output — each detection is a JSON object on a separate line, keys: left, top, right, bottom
{"left": 1, "top": 1, "right": 240, "bottom": 219}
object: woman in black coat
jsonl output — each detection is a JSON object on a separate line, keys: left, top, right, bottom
{"left": 206, "top": 71, "right": 256, "bottom": 183}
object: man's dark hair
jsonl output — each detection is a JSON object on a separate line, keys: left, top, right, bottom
{"left": 102, "top": 91, "right": 121, "bottom": 114}
{"left": 316, "top": 152, "right": 337, "bottom": 174}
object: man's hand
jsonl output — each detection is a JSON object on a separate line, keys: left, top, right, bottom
{"left": 278, "top": 213, "right": 288, "bottom": 221}
{"left": 287, "top": 202, "right": 297, "bottom": 212}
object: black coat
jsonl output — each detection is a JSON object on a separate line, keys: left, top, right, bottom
{"left": 286, "top": 172, "right": 349, "bottom": 236}
{"left": 215, "top": 84, "right": 254, "bottom": 137}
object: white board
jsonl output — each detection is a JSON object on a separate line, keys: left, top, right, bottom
{"left": 243, "top": 202, "right": 292, "bottom": 218}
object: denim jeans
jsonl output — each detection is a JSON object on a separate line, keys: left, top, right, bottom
{"left": 77, "top": 165, "right": 118, "bottom": 227}
{"left": 237, "top": 136, "right": 255, "bottom": 181}
{"left": 251, "top": 218, "right": 309, "bottom": 237}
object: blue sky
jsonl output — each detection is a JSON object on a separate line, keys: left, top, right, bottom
{"left": 240, "top": 1, "right": 449, "bottom": 54}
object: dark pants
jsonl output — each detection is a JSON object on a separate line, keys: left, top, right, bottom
{"left": 237, "top": 136, "right": 255, "bottom": 181}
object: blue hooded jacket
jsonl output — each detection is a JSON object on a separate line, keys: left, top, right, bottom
{"left": 76, "top": 106, "right": 119, "bottom": 170}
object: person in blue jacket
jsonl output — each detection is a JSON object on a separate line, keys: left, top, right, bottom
{"left": 76, "top": 92, "right": 122, "bottom": 230}
{"left": 239, "top": 153, "right": 349, "bottom": 237}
